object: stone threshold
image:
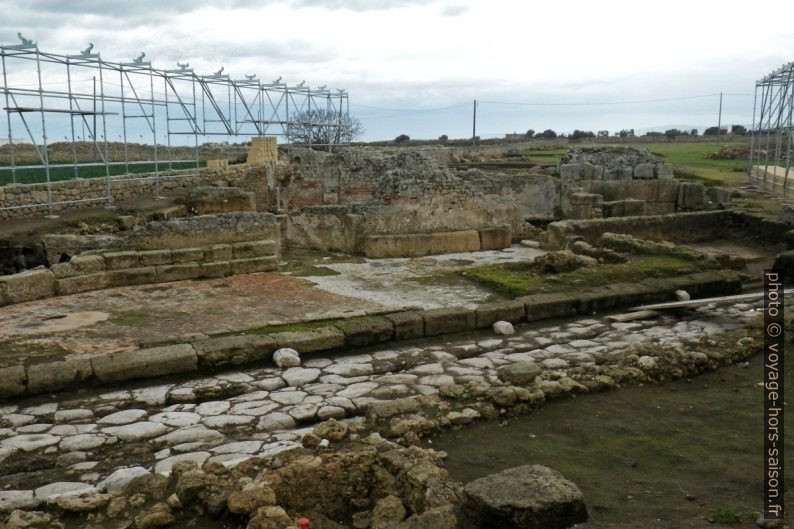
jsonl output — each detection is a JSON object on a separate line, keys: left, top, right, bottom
{"left": 0, "top": 270, "right": 742, "bottom": 400}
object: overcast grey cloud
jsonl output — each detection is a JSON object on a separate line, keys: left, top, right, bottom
{"left": 2, "top": 0, "right": 794, "bottom": 140}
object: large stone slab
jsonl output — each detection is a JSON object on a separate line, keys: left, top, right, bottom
{"left": 463, "top": 465, "right": 588, "bottom": 529}
{"left": 91, "top": 344, "right": 198, "bottom": 383}
{"left": 0, "top": 268, "right": 56, "bottom": 306}
{"left": 192, "top": 334, "right": 278, "bottom": 369}
{"left": 422, "top": 307, "right": 476, "bottom": 336}
{"left": 26, "top": 361, "right": 78, "bottom": 394}
{"left": 479, "top": 225, "right": 511, "bottom": 251}
{"left": 363, "top": 230, "right": 481, "bottom": 258}
{"left": 474, "top": 300, "right": 525, "bottom": 328}
{"left": 519, "top": 293, "right": 579, "bottom": 322}
{"left": 0, "top": 365, "right": 26, "bottom": 398}
{"left": 271, "top": 327, "right": 345, "bottom": 354}
{"left": 337, "top": 316, "right": 394, "bottom": 347}
{"left": 384, "top": 311, "right": 425, "bottom": 340}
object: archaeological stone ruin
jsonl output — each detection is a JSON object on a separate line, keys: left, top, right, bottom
{"left": 0, "top": 136, "right": 792, "bottom": 529}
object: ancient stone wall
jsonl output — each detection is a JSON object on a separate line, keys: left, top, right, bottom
{"left": 0, "top": 213, "right": 281, "bottom": 306}
{"left": 0, "top": 164, "right": 273, "bottom": 219}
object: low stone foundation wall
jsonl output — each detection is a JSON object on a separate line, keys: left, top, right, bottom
{"left": 0, "top": 269, "right": 742, "bottom": 399}
{"left": 0, "top": 239, "right": 279, "bottom": 305}
{"left": 546, "top": 210, "right": 733, "bottom": 249}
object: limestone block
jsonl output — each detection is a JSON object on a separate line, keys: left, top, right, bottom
{"left": 192, "top": 335, "right": 278, "bottom": 368}
{"left": 478, "top": 226, "right": 511, "bottom": 251}
{"left": 103, "top": 251, "right": 139, "bottom": 271}
{"left": 0, "top": 365, "right": 26, "bottom": 398}
{"left": 171, "top": 248, "right": 204, "bottom": 264}
{"left": 271, "top": 327, "right": 345, "bottom": 353}
{"left": 559, "top": 164, "right": 582, "bottom": 181}
{"left": 91, "top": 344, "right": 198, "bottom": 383}
{"left": 633, "top": 163, "right": 655, "bottom": 179}
{"left": 422, "top": 307, "right": 476, "bottom": 336}
{"left": 676, "top": 182, "right": 705, "bottom": 211}
{"left": 229, "top": 256, "right": 278, "bottom": 275}
{"left": 198, "top": 261, "right": 231, "bottom": 278}
{"left": 337, "top": 316, "right": 394, "bottom": 347}
{"left": 57, "top": 273, "right": 110, "bottom": 296}
{"left": 384, "top": 311, "right": 425, "bottom": 340}
{"left": 656, "top": 162, "right": 674, "bottom": 179}
{"left": 0, "top": 268, "right": 56, "bottom": 305}
{"left": 156, "top": 263, "right": 200, "bottom": 283}
{"left": 231, "top": 240, "right": 278, "bottom": 259}
{"left": 107, "top": 267, "right": 158, "bottom": 287}
{"left": 138, "top": 250, "right": 173, "bottom": 267}
{"left": 518, "top": 292, "right": 579, "bottom": 321}
{"left": 205, "top": 244, "right": 234, "bottom": 262}
{"left": 474, "top": 300, "right": 525, "bottom": 328}
{"left": 26, "top": 361, "right": 78, "bottom": 394}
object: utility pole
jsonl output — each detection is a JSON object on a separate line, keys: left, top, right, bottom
{"left": 717, "top": 92, "right": 723, "bottom": 135}
{"left": 472, "top": 99, "right": 477, "bottom": 146}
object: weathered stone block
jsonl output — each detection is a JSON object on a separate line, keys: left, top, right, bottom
{"left": 198, "top": 261, "right": 231, "bottom": 278}
{"left": 57, "top": 273, "right": 110, "bottom": 296}
{"left": 171, "top": 248, "right": 204, "bottom": 264}
{"left": 337, "top": 317, "right": 394, "bottom": 347}
{"left": 475, "top": 300, "right": 525, "bottom": 328}
{"left": 519, "top": 293, "right": 579, "bottom": 321}
{"left": 479, "top": 226, "right": 511, "bottom": 251}
{"left": 633, "top": 163, "right": 655, "bottom": 179}
{"left": 103, "top": 251, "right": 139, "bottom": 271}
{"left": 559, "top": 164, "right": 581, "bottom": 181}
{"left": 231, "top": 239, "right": 278, "bottom": 259}
{"left": 363, "top": 230, "right": 481, "bottom": 258}
{"left": 0, "top": 268, "right": 56, "bottom": 305}
{"left": 0, "top": 365, "right": 26, "bottom": 398}
{"left": 70, "top": 254, "right": 106, "bottom": 274}
{"left": 422, "top": 307, "right": 476, "bottom": 336}
{"left": 676, "top": 182, "right": 705, "bottom": 211}
{"left": 91, "top": 344, "right": 198, "bottom": 383}
{"left": 26, "top": 361, "right": 78, "bottom": 394}
{"left": 107, "top": 266, "right": 158, "bottom": 287}
{"left": 156, "top": 263, "right": 200, "bottom": 283}
{"left": 271, "top": 327, "right": 345, "bottom": 353}
{"left": 575, "top": 287, "right": 622, "bottom": 315}
{"left": 384, "top": 311, "right": 425, "bottom": 340}
{"left": 463, "top": 464, "right": 588, "bottom": 529}
{"left": 138, "top": 249, "right": 172, "bottom": 267}
{"left": 229, "top": 256, "right": 278, "bottom": 275}
{"left": 205, "top": 244, "right": 234, "bottom": 262}
{"left": 50, "top": 261, "right": 78, "bottom": 279}
{"left": 192, "top": 334, "right": 278, "bottom": 368}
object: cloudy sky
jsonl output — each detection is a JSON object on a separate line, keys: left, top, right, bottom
{"left": 2, "top": 0, "right": 794, "bottom": 141}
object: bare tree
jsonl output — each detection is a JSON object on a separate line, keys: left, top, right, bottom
{"left": 285, "top": 109, "right": 365, "bottom": 147}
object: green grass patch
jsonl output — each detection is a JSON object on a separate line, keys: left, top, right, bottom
{"left": 0, "top": 160, "right": 206, "bottom": 186}
{"left": 458, "top": 254, "right": 703, "bottom": 298}
{"left": 630, "top": 141, "right": 749, "bottom": 187}
{"left": 109, "top": 312, "right": 150, "bottom": 327}
{"left": 707, "top": 508, "right": 743, "bottom": 525}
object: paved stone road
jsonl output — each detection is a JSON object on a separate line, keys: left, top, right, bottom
{"left": 0, "top": 301, "right": 758, "bottom": 511}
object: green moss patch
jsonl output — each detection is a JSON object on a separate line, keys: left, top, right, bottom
{"left": 458, "top": 254, "right": 704, "bottom": 299}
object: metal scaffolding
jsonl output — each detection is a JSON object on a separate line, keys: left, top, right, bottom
{"left": 748, "top": 60, "right": 794, "bottom": 195}
{"left": 0, "top": 34, "right": 349, "bottom": 215}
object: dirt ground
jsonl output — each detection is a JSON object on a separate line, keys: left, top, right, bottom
{"left": 430, "top": 351, "right": 793, "bottom": 529}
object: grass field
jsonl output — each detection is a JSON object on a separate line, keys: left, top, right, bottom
{"left": 522, "top": 141, "right": 749, "bottom": 187}
{"left": 0, "top": 160, "right": 206, "bottom": 186}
